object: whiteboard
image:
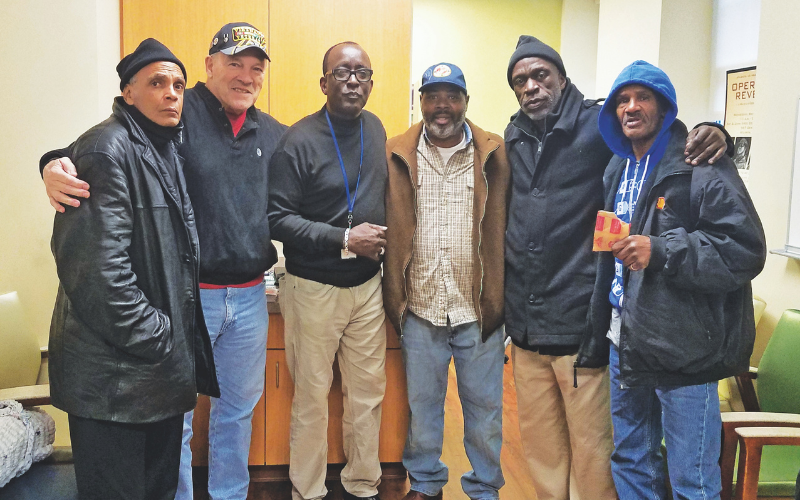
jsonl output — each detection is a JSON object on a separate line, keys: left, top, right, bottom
{"left": 772, "top": 98, "right": 800, "bottom": 259}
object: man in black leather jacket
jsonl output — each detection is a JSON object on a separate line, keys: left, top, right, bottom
{"left": 49, "top": 39, "right": 218, "bottom": 500}
{"left": 41, "top": 24, "right": 286, "bottom": 499}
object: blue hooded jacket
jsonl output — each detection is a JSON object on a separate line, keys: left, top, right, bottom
{"left": 597, "top": 60, "right": 678, "bottom": 312}
{"left": 579, "top": 61, "right": 766, "bottom": 387}
{"left": 598, "top": 60, "right": 678, "bottom": 161}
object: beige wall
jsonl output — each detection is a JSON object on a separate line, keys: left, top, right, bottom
{"left": 595, "top": 0, "right": 663, "bottom": 97}
{"left": 0, "top": 0, "right": 119, "bottom": 447}
{"left": 746, "top": 1, "right": 800, "bottom": 363}
{"left": 595, "top": 0, "right": 713, "bottom": 128}
{"left": 658, "top": 0, "right": 713, "bottom": 130}
{"left": 411, "top": 0, "right": 563, "bottom": 137}
{"left": 560, "top": 0, "right": 599, "bottom": 99}
{"left": 0, "top": 0, "right": 120, "bottom": 347}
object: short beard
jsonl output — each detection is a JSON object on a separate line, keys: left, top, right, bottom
{"left": 424, "top": 108, "right": 467, "bottom": 143}
{"left": 522, "top": 85, "right": 562, "bottom": 123}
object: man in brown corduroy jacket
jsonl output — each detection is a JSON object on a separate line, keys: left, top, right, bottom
{"left": 383, "top": 63, "right": 510, "bottom": 500}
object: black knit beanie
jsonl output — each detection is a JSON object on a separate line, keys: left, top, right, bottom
{"left": 116, "top": 38, "right": 187, "bottom": 91}
{"left": 507, "top": 35, "right": 566, "bottom": 88}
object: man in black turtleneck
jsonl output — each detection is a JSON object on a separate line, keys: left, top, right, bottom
{"left": 268, "top": 42, "right": 387, "bottom": 500}
{"left": 48, "top": 39, "right": 218, "bottom": 500}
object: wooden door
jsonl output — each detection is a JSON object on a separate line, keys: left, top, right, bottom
{"left": 268, "top": 0, "right": 412, "bottom": 135}
{"left": 120, "top": 0, "right": 271, "bottom": 112}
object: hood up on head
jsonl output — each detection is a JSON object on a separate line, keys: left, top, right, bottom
{"left": 597, "top": 60, "right": 678, "bottom": 160}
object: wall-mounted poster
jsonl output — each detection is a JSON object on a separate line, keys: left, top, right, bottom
{"left": 725, "top": 67, "right": 756, "bottom": 181}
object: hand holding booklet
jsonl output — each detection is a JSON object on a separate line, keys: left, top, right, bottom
{"left": 593, "top": 210, "right": 630, "bottom": 251}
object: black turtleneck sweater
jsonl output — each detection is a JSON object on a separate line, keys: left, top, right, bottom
{"left": 268, "top": 107, "right": 387, "bottom": 288}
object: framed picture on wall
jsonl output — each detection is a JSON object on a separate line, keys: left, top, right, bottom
{"left": 724, "top": 66, "right": 756, "bottom": 179}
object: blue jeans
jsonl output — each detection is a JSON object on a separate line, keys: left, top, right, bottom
{"left": 176, "top": 282, "right": 268, "bottom": 500}
{"left": 401, "top": 312, "right": 505, "bottom": 500}
{"left": 609, "top": 343, "right": 722, "bottom": 500}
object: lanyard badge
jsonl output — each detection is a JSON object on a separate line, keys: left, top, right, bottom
{"left": 325, "top": 110, "right": 364, "bottom": 259}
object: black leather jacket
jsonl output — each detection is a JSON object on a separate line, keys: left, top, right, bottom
{"left": 49, "top": 98, "right": 219, "bottom": 423}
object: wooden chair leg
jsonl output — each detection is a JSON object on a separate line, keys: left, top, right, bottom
{"left": 720, "top": 422, "right": 739, "bottom": 500}
{"left": 734, "top": 436, "right": 763, "bottom": 500}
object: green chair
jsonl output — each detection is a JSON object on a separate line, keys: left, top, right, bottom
{"left": 720, "top": 308, "right": 800, "bottom": 499}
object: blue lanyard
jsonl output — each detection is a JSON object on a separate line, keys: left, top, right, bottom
{"left": 325, "top": 110, "right": 363, "bottom": 228}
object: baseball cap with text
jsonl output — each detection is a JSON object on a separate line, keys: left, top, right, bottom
{"left": 209, "top": 22, "right": 269, "bottom": 60}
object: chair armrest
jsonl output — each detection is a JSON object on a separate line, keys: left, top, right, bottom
{"left": 735, "top": 426, "right": 800, "bottom": 444}
{"left": 0, "top": 384, "right": 51, "bottom": 406}
{"left": 41, "top": 345, "right": 48, "bottom": 359}
{"left": 719, "top": 412, "right": 800, "bottom": 500}
{"left": 721, "top": 411, "right": 800, "bottom": 426}
{"left": 735, "top": 368, "right": 760, "bottom": 412}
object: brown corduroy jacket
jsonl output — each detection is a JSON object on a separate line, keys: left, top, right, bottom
{"left": 383, "top": 119, "right": 510, "bottom": 341}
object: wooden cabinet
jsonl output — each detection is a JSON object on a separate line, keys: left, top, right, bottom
{"left": 191, "top": 312, "right": 408, "bottom": 468}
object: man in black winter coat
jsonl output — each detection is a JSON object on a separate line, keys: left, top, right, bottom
{"left": 49, "top": 39, "right": 218, "bottom": 500}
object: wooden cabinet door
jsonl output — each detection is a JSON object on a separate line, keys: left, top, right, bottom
{"left": 264, "top": 349, "right": 293, "bottom": 465}
{"left": 262, "top": 348, "right": 349, "bottom": 464}
{"left": 263, "top": 347, "right": 408, "bottom": 465}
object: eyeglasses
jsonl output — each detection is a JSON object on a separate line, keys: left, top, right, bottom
{"left": 326, "top": 67, "right": 373, "bottom": 83}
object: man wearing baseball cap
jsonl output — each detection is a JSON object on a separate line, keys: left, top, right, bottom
{"left": 504, "top": 35, "right": 733, "bottom": 500}
{"left": 384, "top": 62, "right": 510, "bottom": 500}
{"left": 48, "top": 38, "right": 219, "bottom": 500}
{"left": 40, "top": 22, "right": 286, "bottom": 500}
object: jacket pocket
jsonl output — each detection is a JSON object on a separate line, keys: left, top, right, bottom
{"left": 622, "top": 273, "right": 716, "bottom": 374}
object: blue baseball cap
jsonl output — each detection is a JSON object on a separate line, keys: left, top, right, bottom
{"left": 419, "top": 62, "right": 467, "bottom": 94}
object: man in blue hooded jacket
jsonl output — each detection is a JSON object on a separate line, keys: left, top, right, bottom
{"left": 591, "top": 61, "right": 766, "bottom": 499}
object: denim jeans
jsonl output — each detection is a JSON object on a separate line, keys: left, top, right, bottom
{"left": 609, "top": 343, "right": 722, "bottom": 500}
{"left": 401, "top": 312, "right": 505, "bottom": 500}
{"left": 176, "top": 282, "right": 268, "bottom": 500}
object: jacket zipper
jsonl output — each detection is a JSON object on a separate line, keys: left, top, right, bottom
{"left": 392, "top": 151, "right": 418, "bottom": 337}
{"left": 617, "top": 168, "right": 692, "bottom": 388}
{"left": 476, "top": 144, "right": 499, "bottom": 333}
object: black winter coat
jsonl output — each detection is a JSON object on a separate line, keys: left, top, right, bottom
{"left": 579, "top": 121, "right": 766, "bottom": 387}
{"left": 504, "top": 81, "right": 612, "bottom": 350}
{"left": 49, "top": 99, "right": 219, "bottom": 423}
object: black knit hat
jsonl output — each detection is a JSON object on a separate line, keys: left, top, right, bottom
{"left": 507, "top": 35, "right": 566, "bottom": 88}
{"left": 116, "top": 38, "right": 187, "bottom": 91}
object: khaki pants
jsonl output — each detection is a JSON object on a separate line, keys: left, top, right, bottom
{"left": 512, "top": 345, "right": 617, "bottom": 500}
{"left": 281, "top": 272, "right": 387, "bottom": 500}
